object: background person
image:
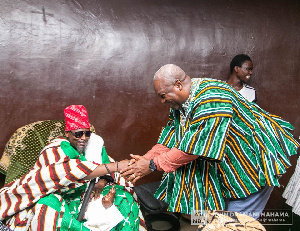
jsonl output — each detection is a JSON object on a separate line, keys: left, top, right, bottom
{"left": 226, "top": 54, "right": 273, "bottom": 217}
{"left": 227, "top": 54, "right": 257, "bottom": 103}
{"left": 283, "top": 149, "right": 300, "bottom": 216}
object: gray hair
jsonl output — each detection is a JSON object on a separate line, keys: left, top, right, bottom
{"left": 154, "top": 64, "right": 186, "bottom": 86}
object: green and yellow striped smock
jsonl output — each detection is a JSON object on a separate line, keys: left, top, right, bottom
{"left": 154, "top": 78, "right": 299, "bottom": 214}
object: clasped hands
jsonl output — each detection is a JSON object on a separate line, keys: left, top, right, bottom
{"left": 120, "top": 154, "right": 152, "bottom": 184}
{"left": 90, "top": 155, "right": 151, "bottom": 200}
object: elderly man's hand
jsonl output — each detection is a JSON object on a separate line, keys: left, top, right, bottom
{"left": 91, "top": 179, "right": 106, "bottom": 200}
{"left": 120, "top": 154, "right": 152, "bottom": 184}
{"left": 117, "top": 159, "right": 131, "bottom": 172}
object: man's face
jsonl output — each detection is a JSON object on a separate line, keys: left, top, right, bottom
{"left": 65, "top": 128, "right": 91, "bottom": 153}
{"left": 154, "top": 79, "right": 188, "bottom": 110}
{"left": 236, "top": 60, "right": 253, "bottom": 83}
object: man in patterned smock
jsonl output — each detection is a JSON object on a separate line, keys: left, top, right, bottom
{"left": 121, "top": 64, "right": 299, "bottom": 219}
{"left": 0, "top": 105, "right": 144, "bottom": 231}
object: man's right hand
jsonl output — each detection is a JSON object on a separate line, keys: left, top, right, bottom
{"left": 120, "top": 154, "right": 152, "bottom": 184}
{"left": 117, "top": 159, "right": 131, "bottom": 172}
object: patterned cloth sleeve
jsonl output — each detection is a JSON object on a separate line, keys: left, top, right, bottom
{"left": 0, "top": 137, "right": 98, "bottom": 221}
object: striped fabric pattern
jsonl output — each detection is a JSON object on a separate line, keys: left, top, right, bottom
{"left": 0, "top": 137, "right": 99, "bottom": 228}
{"left": 155, "top": 78, "right": 299, "bottom": 214}
{"left": 1, "top": 137, "right": 146, "bottom": 231}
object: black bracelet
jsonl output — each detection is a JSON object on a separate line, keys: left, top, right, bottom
{"left": 116, "top": 161, "right": 119, "bottom": 172}
{"left": 104, "top": 163, "right": 113, "bottom": 177}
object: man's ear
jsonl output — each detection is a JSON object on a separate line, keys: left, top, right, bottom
{"left": 234, "top": 66, "right": 240, "bottom": 73}
{"left": 65, "top": 131, "right": 69, "bottom": 138}
{"left": 174, "top": 79, "right": 183, "bottom": 90}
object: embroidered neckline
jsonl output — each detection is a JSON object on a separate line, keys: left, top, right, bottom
{"left": 179, "top": 78, "right": 204, "bottom": 126}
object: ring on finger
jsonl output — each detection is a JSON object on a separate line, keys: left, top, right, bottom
{"left": 132, "top": 174, "right": 136, "bottom": 178}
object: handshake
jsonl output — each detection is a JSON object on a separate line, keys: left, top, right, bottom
{"left": 118, "top": 154, "right": 153, "bottom": 184}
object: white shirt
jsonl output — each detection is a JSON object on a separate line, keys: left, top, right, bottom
{"left": 239, "top": 83, "right": 257, "bottom": 103}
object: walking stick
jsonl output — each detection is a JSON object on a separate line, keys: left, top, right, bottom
{"left": 77, "top": 178, "right": 96, "bottom": 222}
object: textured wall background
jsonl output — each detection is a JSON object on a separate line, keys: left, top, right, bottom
{"left": 0, "top": 0, "right": 299, "bottom": 229}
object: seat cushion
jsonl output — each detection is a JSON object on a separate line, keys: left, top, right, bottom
{"left": 134, "top": 181, "right": 168, "bottom": 213}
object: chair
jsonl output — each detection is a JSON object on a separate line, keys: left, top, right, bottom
{"left": 0, "top": 120, "right": 95, "bottom": 185}
{"left": 134, "top": 181, "right": 169, "bottom": 214}
{"left": 134, "top": 181, "right": 181, "bottom": 231}
{"left": 0, "top": 221, "right": 12, "bottom": 231}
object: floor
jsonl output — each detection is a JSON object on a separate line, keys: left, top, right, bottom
{"left": 179, "top": 214, "right": 198, "bottom": 231}
{"left": 144, "top": 212, "right": 198, "bottom": 231}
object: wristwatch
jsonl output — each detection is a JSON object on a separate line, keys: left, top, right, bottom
{"left": 149, "top": 159, "right": 157, "bottom": 171}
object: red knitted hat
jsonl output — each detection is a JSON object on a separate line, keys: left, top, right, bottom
{"left": 64, "top": 105, "right": 90, "bottom": 131}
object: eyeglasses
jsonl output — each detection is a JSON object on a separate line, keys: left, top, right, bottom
{"left": 69, "top": 131, "right": 92, "bottom": 138}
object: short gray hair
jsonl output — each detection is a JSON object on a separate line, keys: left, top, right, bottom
{"left": 154, "top": 64, "right": 186, "bottom": 86}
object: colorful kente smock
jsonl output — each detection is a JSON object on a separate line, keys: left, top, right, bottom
{"left": 154, "top": 78, "right": 299, "bottom": 214}
{"left": 0, "top": 137, "right": 141, "bottom": 231}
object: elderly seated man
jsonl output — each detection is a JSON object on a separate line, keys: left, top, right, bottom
{"left": 0, "top": 105, "right": 145, "bottom": 231}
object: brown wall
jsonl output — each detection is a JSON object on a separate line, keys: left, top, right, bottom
{"left": 0, "top": 0, "right": 299, "bottom": 228}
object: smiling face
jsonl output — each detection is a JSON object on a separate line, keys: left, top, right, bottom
{"left": 235, "top": 60, "right": 253, "bottom": 83}
{"left": 65, "top": 128, "right": 90, "bottom": 153}
{"left": 153, "top": 78, "right": 189, "bottom": 110}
